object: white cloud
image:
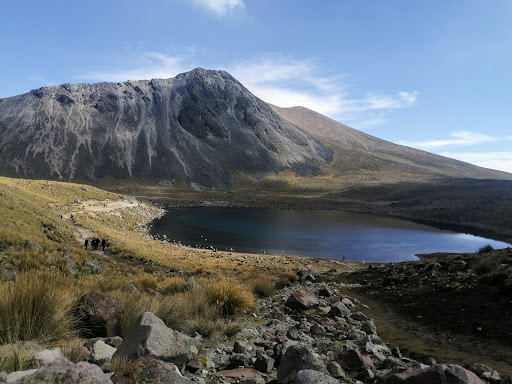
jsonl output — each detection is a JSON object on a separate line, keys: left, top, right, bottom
{"left": 194, "top": 0, "right": 244, "bottom": 16}
{"left": 80, "top": 52, "right": 193, "bottom": 82}
{"left": 26, "top": 74, "right": 55, "bottom": 87}
{"left": 400, "top": 131, "right": 497, "bottom": 148}
{"left": 441, "top": 152, "right": 512, "bottom": 174}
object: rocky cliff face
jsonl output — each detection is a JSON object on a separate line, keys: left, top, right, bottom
{"left": 0, "top": 68, "right": 332, "bottom": 189}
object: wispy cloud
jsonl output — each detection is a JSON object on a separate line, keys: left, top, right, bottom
{"left": 229, "top": 57, "right": 418, "bottom": 126}
{"left": 441, "top": 152, "right": 512, "bottom": 174}
{"left": 80, "top": 52, "right": 417, "bottom": 128}
{"left": 193, "top": 0, "right": 244, "bottom": 16}
{"left": 400, "top": 131, "right": 497, "bottom": 148}
{"left": 80, "top": 52, "right": 193, "bottom": 82}
{"left": 26, "top": 74, "right": 55, "bottom": 87}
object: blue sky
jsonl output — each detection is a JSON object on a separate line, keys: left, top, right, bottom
{"left": 1, "top": 0, "right": 511, "bottom": 172}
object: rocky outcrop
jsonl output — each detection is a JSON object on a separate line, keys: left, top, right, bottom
{"left": 0, "top": 69, "right": 332, "bottom": 189}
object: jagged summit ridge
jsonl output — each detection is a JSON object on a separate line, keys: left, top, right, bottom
{"left": 0, "top": 68, "right": 333, "bottom": 188}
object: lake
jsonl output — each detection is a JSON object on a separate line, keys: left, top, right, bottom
{"left": 149, "top": 207, "right": 511, "bottom": 263}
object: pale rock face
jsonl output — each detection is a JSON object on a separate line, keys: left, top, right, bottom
{"left": 0, "top": 68, "right": 332, "bottom": 189}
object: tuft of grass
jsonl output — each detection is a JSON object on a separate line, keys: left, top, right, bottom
{"left": 0, "top": 345, "right": 32, "bottom": 373}
{"left": 59, "top": 338, "right": 89, "bottom": 363}
{"left": 275, "top": 271, "right": 299, "bottom": 290}
{"left": 473, "top": 257, "right": 500, "bottom": 276}
{"left": 135, "top": 274, "right": 159, "bottom": 292}
{"left": 206, "top": 277, "right": 255, "bottom": 316}
{"left": 0, "top": 271, "right": 78, "bottom": 343}
{"left": 478, "top": 244, "right": 494, "bottom": 254}
{"left": 247, "top": 273, "right": 276, "bottom": 298}
{"left": 113, "top": 292, "right": 161, "bottom": 336}
{"left": 159, "top": 276, "right": 187, "bottom": 294}
{"left": 107, "top": 355, "right": 129, "bottom": 373}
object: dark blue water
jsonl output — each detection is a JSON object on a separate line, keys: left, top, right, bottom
{"left": 149, "top": 207, "right": 511, "bottom": 263}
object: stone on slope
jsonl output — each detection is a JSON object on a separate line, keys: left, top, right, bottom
{"left": 337, "top": 348, "right": 374, "bottom": 371}
{"left": 90, "top": 340, "right": 117, "bottom": 366}
{"left": 77, "top": 292, "right": 124, "bottom": 337}
{"left": 277, "top": 345, "right": 327, "bottom": 384}
{"left": 11, "top": 357, "right": 111, "bottom": 383}
{"left": 285, "top": 289, "right": 319, "bottom": 310}
{"left": 328, "top": 301, "right": 351, "bottom": 317}
{"left": 380, "top": 364, "right": 486, "bottom": 384}
{"left": 297, "top": 270, "right": 315, "bottom": 282}
{"left": 33, "top": 348, "right": 62, "bottom": 368}
{"left": 113, "top": 312, "right": 198, "bottom": 368}
{"left": 111, "top": 356, "right": 189, "bottom": 384}
{"left": 294, "top": 370, "right": 339, "bottom": 384}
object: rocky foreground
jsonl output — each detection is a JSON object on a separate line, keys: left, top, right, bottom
{"left": 1, "top": 270, "right": 508, "bottom": 384}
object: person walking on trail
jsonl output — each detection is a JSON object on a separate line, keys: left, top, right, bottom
{"left": 84, "top": 239, "right": 89, "bottom": 250}
{"left": 101, "top": 239, "right": 106, "bottom": 251}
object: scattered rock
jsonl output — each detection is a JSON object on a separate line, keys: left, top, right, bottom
{"left": 90, "top": 340, "right": 117, "bottom": 366}
{"left": 326, "top": 361, "right": 345, "bottom": 378}
{"left": 380, "top": 364, "right": 486, "bottom": 384}
{"left": 111, "top": 356, "right": 188, "bottom": 384}
{"left": 254, "top": 352, "right": 275, "bottom": 373}
{"left": 62, "top": 255, "right": 78, "bottom": 276}
{"left": 285, "top": 289, "right": 319, "bottom": 310}
{"left": 77, "top": 292, "right": 124, "bottom": 337}
{"left": 349, "top": 312, "right": 369, "bottom": 321}
{"left": 12, "top": 357, "right": 111, "bottom": 383}
{"left": 124, "top": 284, "right": 139, "bottom": 294}
{"left": 6, "top": 369, "right": 38, "bottom": 383}
{"left": 0, "top": 268, "right": 16, "bottom": 282}
{"left": 297, "top": 270, "right": 315, "bottom": 282}
{"left": 216, "top": 368, "right": 262, "bottom": 378}
{"left": 277, "top": 344, "right": 327, "bottom": 384}
{"left": 361, "top": 319, "right": 377, "bottom": 335}
{"left": 33, "top": 348, "right": 62, "bottom": 368}
{"left": 337, "top": 348, "right": 374, "bottom": 371}
{"left": 114, "top": 312, "right": 198, "bottom": 369}
{"left": 83, "top": 260, "right": 102, "bottom": 274}
{"left": 318, "top": 287, "right": 333, "bottom": 297}
{"left": 234, "top": 340, "right": 253, "bottom": 354}
{"left": 294, "top": 369, "right": 339, "bottom": 384}
{"left": 329, "top": 301, "right": 351, "bottom": 317}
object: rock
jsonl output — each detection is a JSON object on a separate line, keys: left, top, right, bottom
{"left": 111, "top": 356, "right": 188, "bottom": 384}
{"left": 234, "top": 340, "right": 253, "bottom": 354}
{"left": 12, "top": 357, "right": 111, "bottom": 383}
{"left": 318, "top": 287, "right": 333, "bottom": 297}
{"left": 240, "top": 378, "right": 265, "bottom": 384}
{"left": 186, "top": 356, "right": 203, "bottom": 373}
{"left": 0, "top": 371, "right": 7, "bottom": 382}
{"left": 349, "top": 312, "right": 369, "bottom": 321}
{"left": 83, "top": 260, "right": 102, "bottom": 274}
{"left": 113, "top": 312, "right": 198, "bottom": 369}
{"left": 391, "top": 347, "right": 402, "bottom": 359}
{"left": 90, "top": 340, "right": 117, "bottom": 366}
{"left": 326, "top": 361, "right": 345, "bottom": 378}
{"left": 297, "top": 270, "right": 315, "bottom": 282}
{"left": 62, "top": 255, "right": 78, "bottom": 276}
{"left": 33, "top": 348, "right": 62, "bottom": 368}
{"left": 77, "top": 292, "right": 124, "bottom": 337}
{"left": 216, "top": 368, "right": 262, "bottom": 378}
{"left": 328, "top": 301, "right": 351, "bottom": 317}
{"left": 310, "top": 323, "right": 325, "bottom": 335}
{"left": 24, "top": 241, "right": 35, "bottom": 250}
{"left": 0, "top": 268, "right": 16, "bottom": 281}
{"left": 81, "top": 185, "right": 89, "bottom": 191}
{"left": 285, "top": 289, "right": 319, "bottom": 310}
{"left": 380, "top": 364, "right": 486, "bottom": 384}
{"left": 294, "top": 370, "right": 339, "bottom": 384}
{"left": 337, "top": 348, "right": 374, "bottom": 371}
{"left": 277, "top": 345, "right": 327, "bottom": 384}
{"left": 124, "top": 284, "right": 139, "bottom": 294}
{"left": 467, "top": 364, "right": 493, "bottom": 376}
{"left": 229, "top": 353, "right": 251, "bottom": 368}
{"left": 254, "top": 352, "right": 275, "bottom": 373}
{"left": 287, "top": 328, "right": 300, "bottom": 340}
{"left": 342, "top": 297, "right": 355, "bottom": 308}
{"left": 359, "top": 368, "right": 375, "bottom": 380}
{"left": 6, "top": 369, "right": 38, "bottom": 383}
{"left": 361, "top": 319, "right": 377, "bottom": 335}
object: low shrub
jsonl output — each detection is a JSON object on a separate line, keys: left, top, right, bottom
{"left": 206, "top": 277, "right": 255, "bottom": 316}
{"left": 473, "top": 257, "right": 500, "bottom": 276}
{"left": 247, "top": 273, "right": 276, "bottom": 298}
{"left": 159, "top": 277, "right": 187, "bottom": 294}
{"left": 478, "top": 244, "right": 494, "bottom": 254}
{"left": 275, "top": 271, "right": 299, "bottom": 290}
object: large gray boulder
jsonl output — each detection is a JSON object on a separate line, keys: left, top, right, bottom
{"left": 294, "top": 370, "right": 339, "bottom": 384}
{"left": 12, "top": 357, "right": 111, "bottom": 383}
{"left": 113, "top": 312, "right": 198, "bottom": 368}
{"left": 380, "top": 364, "right": 486, "bottom": 384}
{"left": 33, "top": 348, "right": 62, "bottom": 368}
{"left": 277, "top": 345, "right": 327, "bottom": 384}
{"left": 328, "top": 301, "right": 351, "bottom": 317}
{"left": 77, "top": 292, "right": 124, "bottom": 337}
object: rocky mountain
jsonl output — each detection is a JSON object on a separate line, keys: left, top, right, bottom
{"left": 0, "top": 68, "right": 332, "bottom": 189}
{"left": 0, "top": 68, "right": 510, "bottom": 191}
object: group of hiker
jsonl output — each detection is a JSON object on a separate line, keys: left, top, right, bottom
{"left": 84, "top": 238, "right": 107, "bottom": 251}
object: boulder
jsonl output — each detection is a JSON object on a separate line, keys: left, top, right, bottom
{"left": 62, "top": 255, "right": 78, "bottom": 276}
{"left": 297, "top": 270, "right": 315, "bottom": 282}
{"left": 254, "top": 352, "right": 275, "bottom": 373}
{"left": 349, "top": 312, "right": 369, "bottom": 321}
{"left": 216, "top": 368, "right": 262, "bottom": 378}
{"left": 337, "top": 348, "right": 374, "bottom": 371}
{"left": 33, "top": 348, "right": 62, "bottom": 368}
{"left": 11, "top": 357, "right": 111, "bottom": 383}
{"left": 294, "top": 370, "right": 339, "bottom": 384}
{"left": 113, "top": 312, "right": 198, "bottom": 368}
{"left": 380, "top": 364, "right": 486, "bottom": 384}
{"left": 83, "top": 260, "right": 102, "bottom": 274}
{"left": 361, "top": 319, "right": 377, "bottom": 335}
{"left": 318, "top": 287, "right": 333, "bottom": 297}
{"left": 0, "top": 371, "right": 7, "bottom": 382}
{"left": 326, "top": 361, "right": 345, "bottom": 378}
{"left": 277, "top": 345, "right": 327, "bottom": 384}
{"left": 0, "top": 268, "right": 16, "bottom": 282}
{"left": 328, "top": 301, "right": 351, "bottom": 317}
{"left": 285, "top": 289, "right": 319, "bottom": 310}
{"left": 111, "top": 356, "right": 188, "bottom": 384}
{"left": 90, "top": 340, "right": 117, "bottom": 366}
{"left": 234, "top": 340, "right": 253, "bottom": 354}
{"left": 6, "top": 369, "right": 38, "bottom": 383}
{"left": 77, "top": 292, "right": 124, "bottom": 337}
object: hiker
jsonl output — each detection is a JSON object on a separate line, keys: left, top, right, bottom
{"left": 101, "top": 239, "right": 106, "bottom": 251}
{"left": 84, "top": 239, "right": 89, "bottom": 250}
{"left": 94, "top": 238, "right": 100, "bottom": 250}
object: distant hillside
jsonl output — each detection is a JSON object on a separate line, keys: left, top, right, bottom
{"left": 0, "top": 69, "right": 332, "bottom": 189}
{"left": 270, "top": 104, "right": 512, "bottom": 181}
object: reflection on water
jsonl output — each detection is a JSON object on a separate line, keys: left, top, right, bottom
{"left": 149, "top": 207, "right": 511, "bottom": 263}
